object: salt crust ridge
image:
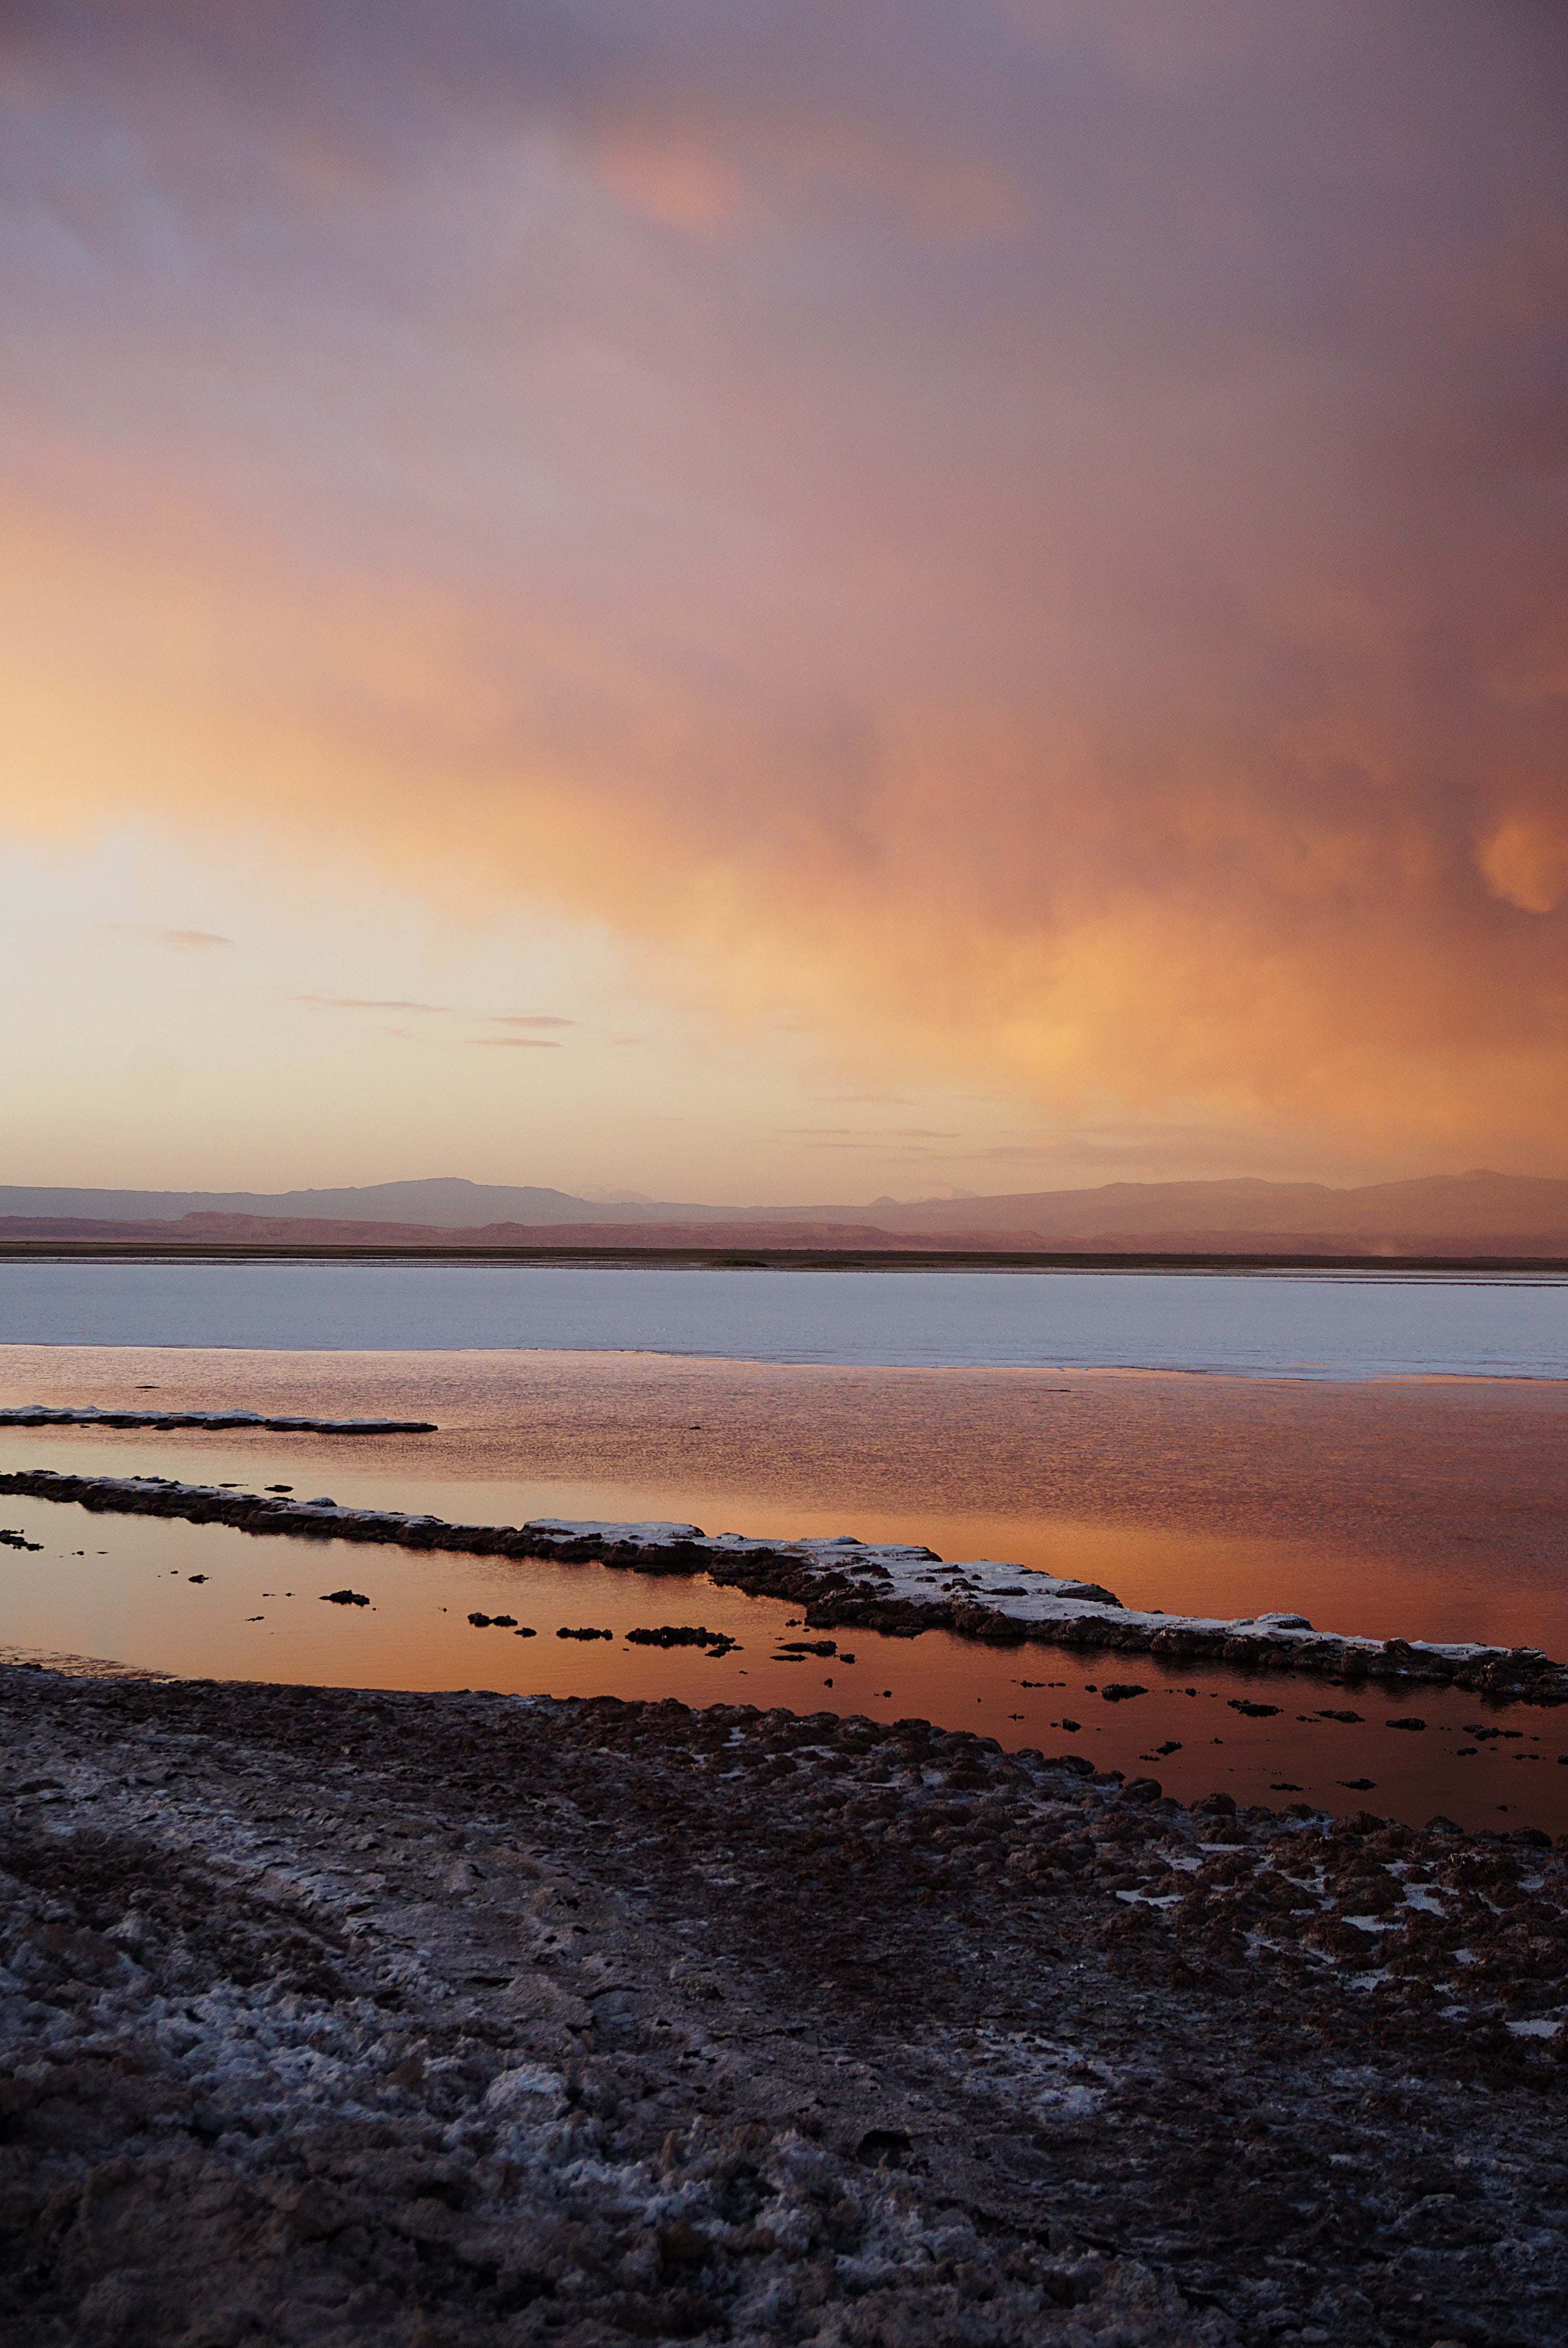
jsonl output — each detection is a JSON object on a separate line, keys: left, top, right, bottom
{"left": 0, "top": 1405, "right": 435, "bottom": 1433}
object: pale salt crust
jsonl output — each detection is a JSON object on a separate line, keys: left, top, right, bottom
{"left": 20, "top": 1470, "right": 1543, "bottom": 1681}
{"left": 0, "top": 1405, "right": 434, "bottom": 1433}
{"left": 689, "top": 1530, "right": 1535, "bottom": 1675}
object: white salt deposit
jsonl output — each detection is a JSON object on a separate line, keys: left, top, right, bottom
{"left": 0, "top": 1405, "right": 434, "bottom": 1433}
{"left": 2, "top": 1260, "right": 1565, "bottom": 1377}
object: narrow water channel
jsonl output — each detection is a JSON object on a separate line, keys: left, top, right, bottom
{"left": 4, "top": 1489, "right": 1564, "bottom": 1836}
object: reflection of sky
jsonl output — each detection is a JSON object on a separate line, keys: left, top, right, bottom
{"left": 3, "top": 1336, "right": 1565, "bottom": 1656}
{"left": 1, "top": 7, "right": 1566, "bottom": 1193}
{"left": 2, "top": 1488, "right": 1564, "bottom": 1840}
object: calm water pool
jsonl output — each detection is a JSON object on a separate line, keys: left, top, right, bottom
{"left": 4, "top": 1485, "right": 1564, "bottom": 1837}
{"left": 3, "top": 1323, "right": 1565, "bottom": 1832}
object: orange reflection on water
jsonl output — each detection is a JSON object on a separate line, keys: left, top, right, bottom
{"left": 3, "top": 1342, "right": 1565, "bottom": 1656}
{"left": 3, "top": 1490, "right": 1565, "bottom": 1839}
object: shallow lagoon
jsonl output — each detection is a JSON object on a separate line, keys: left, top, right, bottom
{"left": 4, "top": 1483, "right": 1565, "bottom": 1836}
{"left": 2, "top": 1266, "right": 1565, "bottom": 1833}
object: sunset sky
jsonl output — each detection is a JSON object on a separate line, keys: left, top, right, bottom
{"left": 3, "top": 2, "right": 1565, "bottom": 1203}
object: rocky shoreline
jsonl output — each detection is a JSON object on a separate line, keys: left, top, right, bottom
{"left": 3, "top": 1660, "right": 1567, "bottom": 2345}
{"left": 4, "top": 1466, "right": 1564, "bottom": 1708}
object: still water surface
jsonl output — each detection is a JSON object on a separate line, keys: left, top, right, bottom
{"left": 2, "top": 1293, "right": 1565, "bottom": 1832}
{"left": 3, "top": 1481, "right": 1564, "bottom": 1839}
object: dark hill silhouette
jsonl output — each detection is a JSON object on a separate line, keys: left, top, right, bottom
{"left": 3, "top": 1170, "right": 1567, "bottom": 1254}
{"left": 0, "top": 1177, "right": 711, "bottom": 1227}
{"left": 754, "top": 1171, "right": 1568, "bottom": 1242}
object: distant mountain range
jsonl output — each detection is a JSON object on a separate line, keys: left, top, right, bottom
{"left": 3, "top": 1171, "right": 1567, "bottom": 1254}
{"left": 0, "top": 1178, "right": 692, "bottom": 1227}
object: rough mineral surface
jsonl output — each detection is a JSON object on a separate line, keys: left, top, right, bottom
{"left": 2, "top": 1664, "right": 1566, "bottom": 2347}
{"left": 0, "top": 1409, "right": 438, "bottom": 1433}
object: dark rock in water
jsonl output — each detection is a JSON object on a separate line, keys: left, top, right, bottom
{"left": 1153, "top": 1740, "right": 1183, "bottom": 1756}
{"left": 321, "top": 1589, "right": 370, "bottom": 1608}
{"left": 1059, "top": 1717, "right": 1081, "bottom": 1732}
{"left": 187, "top": 1575, "right": 209, "bottom": 1585}
{"left": 558, "top": 1626, "right": 613, "bottom": 1641}
{"left": 514, "top": 1626, "right": 537, "bottom": 1637}
{"left": 1228, "top": 1698, "right": 1282, "bottom": 1717}
{"left": 1101, "top": 1683, "right": 1147, "bottom": 1703}
{"left": 1318, "top": 1708, "right": 1364, "bottom": 1723}
{"left": 1338, "top": 1778, "right": 1376, "bottom": 1791}
{"left": 777, "top": 1639, "right": 837, "bottom": 1657}
{"left": 491, "top": 1616, "right": 518, "bottom": 1629}
{"left": 1386, "top": 1716, "right": 1427, "bottom": 1731}
{"left": 468, "top": 1611, "right": 493, "bottom": 1626}
{"left": 1194, "top": 1790, "right": 1236, "bottom": 1816}
{"left": 626, "top": 1625, "right": 734, "bottom": 1651}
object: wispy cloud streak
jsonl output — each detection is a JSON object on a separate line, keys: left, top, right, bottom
{"left": 107, "top": 924, "right": 233, "bottom": 950}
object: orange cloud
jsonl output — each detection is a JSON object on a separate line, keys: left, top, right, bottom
{"left": 594, "top": 137, "right": 740, "bottom": 234}
{"left": 1478, "top": 817, "right": 1568, "bottom": 915}
{"left": 2, "top": 2, "right": 1566, "bottom": 1173}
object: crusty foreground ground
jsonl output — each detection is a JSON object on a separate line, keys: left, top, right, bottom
{"left": 1, "top": 1667, "right": 1565, "bottom": 2348}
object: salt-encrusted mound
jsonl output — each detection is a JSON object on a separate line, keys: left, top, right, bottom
{"left": 2, "top": 1465, "right": 1563, "bottom": 1705}
{"left": 0, "top": 1404, "right": 436, "bottom": 1433}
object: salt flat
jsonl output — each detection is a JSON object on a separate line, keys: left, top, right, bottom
{"left": 3, "top": 1260, "right": 1566, "bottom": 1377}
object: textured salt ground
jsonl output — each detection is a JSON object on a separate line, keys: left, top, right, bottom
{"left": 1, "top": 1669, "right": 1566, "bottom": 2347}
{"left": 0, "top": 1408, "right": 436, "bottom": 1433}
